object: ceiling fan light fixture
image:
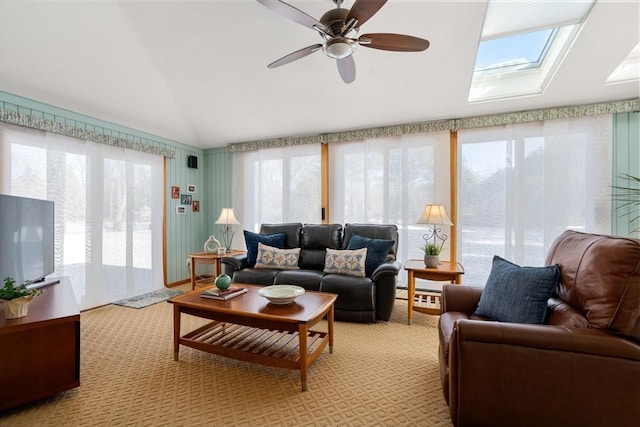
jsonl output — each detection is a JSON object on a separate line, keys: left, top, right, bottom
{"left": 323, "top": 37, "right": 356, "bottom": 59}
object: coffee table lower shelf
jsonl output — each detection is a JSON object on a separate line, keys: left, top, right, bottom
{"left": 176, "top": 320, "right": 330, "bottom": 390}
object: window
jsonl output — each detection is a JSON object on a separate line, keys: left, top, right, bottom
{"left": 233, "top": 144, "right": 321, "bottom": 237}
{"left": 607, "top": 42, "right": 640, "bottom": 84}
{"left": 458, "top": 115, "right": 612, "bottom": 285}
{"left": 474, "top": 28, "right": 556, "bottom": 73}
{"left": 0, "top": 123, "right": 164, "bottom": 310}
{"left": 469, "top": 0, "right": 595, "bottom": 102}
{"left": 329, "top": 132, "right": 451, "bottom": 285}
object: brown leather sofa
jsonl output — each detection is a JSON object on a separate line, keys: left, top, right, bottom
{"left": 438, "top": 230, "right": 640, "bottom": 427}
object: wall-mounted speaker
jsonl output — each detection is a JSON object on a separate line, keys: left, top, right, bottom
{"left": 187, "top": 155, "right": 198, "bottom": 169}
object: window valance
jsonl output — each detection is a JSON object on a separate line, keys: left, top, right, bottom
{"left": 227, "top": 98, "right": 639, "bottom": 153}
{"left": 0, "top": 108, "right": 176, "bottom": 158}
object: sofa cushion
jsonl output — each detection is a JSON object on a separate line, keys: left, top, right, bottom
{"left": 254, "top": 243, "right": 300, "bottom": 270}
{"left": 323, "top": 248, "right": 367, "bottom": 277}
{"left": 474, "top": 255, "right": 560, "bottom": 324}
{"left": 320, "top": 274, "right": 375, "bottom": 311}
{"left": 301, "top": 224, "right": 342, "bottom": 249}
{"left": 343, "top": 223, "right": 398, "bottom": 259}
{"left": 260, "top": 223, "right": 302, "bottom": 248}
{"left": 299, "top": 250, "right": 327, "bottom": 271}
{"left": 274, "top": 269, "right": 323, "bottom": 291}
{"left": 546, "top": 297, "right": 591, "bottom": 329}
{"left": 232, "top": 268, "right": 280, "bottom": 286}
{"left": 346, "top": 234, "right": 394, "bottom": 276}
{"left": 244, "top": 230, "right": 286, "bottom": 267}
{"left": 545, "top": 230, "right": 640, "bottom": 339}
{"left": 299, "top": 224, "right": 343, "bottom": 270}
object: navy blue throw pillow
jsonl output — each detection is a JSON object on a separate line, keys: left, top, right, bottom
{"left": 244, "top": 230, "right": 286, "bottom": 268}
{"left": 474, "top": 255, "right": 560, "bottom": 324}
{"left": 346, "top": 234, "right": 394, "bottom": 276}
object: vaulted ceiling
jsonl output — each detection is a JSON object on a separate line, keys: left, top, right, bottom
{"left": 0, "top": 0, "right": 638, "bottom": 149}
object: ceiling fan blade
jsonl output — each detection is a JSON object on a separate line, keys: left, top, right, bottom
{"left": 337, "top": 56, "right": 356, "bottom": 84}
{"left": 267, "top": 44, "right": 322, "bottom": 68}
{"left": 257, "top": 0, "right": 328, "bottom": 32}
{"left": 359, "top": 33, "right": 430, "bottom": 52}
{"left": 346, "top": 0, "right": 387, "bottom": 28}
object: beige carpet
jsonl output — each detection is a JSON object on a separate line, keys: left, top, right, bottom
{"left": 0, "top": 290, "right": 452, "bottom": 427}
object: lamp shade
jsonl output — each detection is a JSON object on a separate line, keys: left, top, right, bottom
{"left": 416, "top": 204, "right": 453, "bottom": 226}
{"left": 215, "top": 208, "right": 239, "bottom": 225}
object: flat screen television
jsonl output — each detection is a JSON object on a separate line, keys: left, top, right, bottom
{"left": 0, "top": 194, "right": 55, "bottom": 285}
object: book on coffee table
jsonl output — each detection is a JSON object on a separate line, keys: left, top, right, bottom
{"left": 201, "top": 287, "right": 247, "bottom": 301}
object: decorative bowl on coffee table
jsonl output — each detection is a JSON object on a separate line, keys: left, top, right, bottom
{"left": 258, "top": 285, "right": 305, "bottom": 305}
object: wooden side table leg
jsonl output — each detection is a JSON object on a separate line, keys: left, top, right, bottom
{"left": 173, "top": 305, "right": 181, "bottom": 361}
{"left": 298, "top": 323, "right": 308, "bottom": 392}
{"left": 190, "top": 256, "right": 197, "bottom": 290}
{"left": 214, "top": 259, "right": 222, "bottom": 278}
{"left": 328, "top": 304, "right": 334, "bottom": 354}
{"left": 407, "top": 270, "right": 415, "bottom": 325}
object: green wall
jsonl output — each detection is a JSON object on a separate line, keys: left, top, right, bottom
{"left": 204, "top": 147, "right": 234, "bottom": 233}
{"left": 613, "top": 111, "right": 640, "bottom": 238}
{"left": 164, "top": 146, "right": 208, "bottom": 284}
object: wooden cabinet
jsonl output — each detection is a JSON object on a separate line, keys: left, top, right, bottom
{"left": 0, "top": 278, "right": 80, "bottom": 411}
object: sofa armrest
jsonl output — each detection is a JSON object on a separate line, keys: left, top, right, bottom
{"left": 371, "top": 260, "right": 401, "bottom": 322}
{"left": 221, "top": 254, "right": 248, "bottom": 273}
{"left": 453, "top": 319, "right": 640, "bottom": 359}
{"left": 371, "top": 260, "right": 401, "bottom": 281}
{"left": 441, "top": 284, "right": 482, "bottom": 316}
{"left": 449, "top": 319, "right": 640, "bottom": 427}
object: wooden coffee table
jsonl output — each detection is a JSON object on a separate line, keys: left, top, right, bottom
{"left": 168, "top": 284, "right": 337, "bottom": 391}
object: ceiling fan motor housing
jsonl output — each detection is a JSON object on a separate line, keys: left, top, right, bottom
{"left": 319, "top": 8, "right": 358, "bottom": 59}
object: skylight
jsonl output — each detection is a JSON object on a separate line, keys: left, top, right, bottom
{"left": 474, "top": 28, "right": 555, "bottom": 74}
{"left": 469, "top": 0, "right": 596, "bottom": 103}
{"left": 606, "top": 43, "right": 640, "bottom": 84}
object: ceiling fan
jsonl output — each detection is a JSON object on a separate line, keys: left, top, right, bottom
{"left": 257, "top": 0, "right": 430, "bottom": 84}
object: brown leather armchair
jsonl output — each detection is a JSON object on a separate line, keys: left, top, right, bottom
{"left": 438, "top": 230, "right": 640, "bottom": 427}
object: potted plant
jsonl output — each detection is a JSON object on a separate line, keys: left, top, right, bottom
{"left": 611, "top": 173, "right": 640, "bottom": 234}
{"left": 422, "top": 243, "right": 442, "bottom": 268}
{"left": 0, "top": 277, "right": 42, "bottom": 319}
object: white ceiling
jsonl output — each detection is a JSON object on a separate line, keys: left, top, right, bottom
{"left": 0, "top": 0, "right": 638, "bottom": 149}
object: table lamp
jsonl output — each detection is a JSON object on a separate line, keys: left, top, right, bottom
{"left": 215, "top": 208, "right": 240, "bottom": 252}
{"left": 416, "top": 204, "right": 453, "bottom": 253}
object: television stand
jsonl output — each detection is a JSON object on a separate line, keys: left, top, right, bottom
{"left": 0, "top": 277, "right": 80, "bottom": 411}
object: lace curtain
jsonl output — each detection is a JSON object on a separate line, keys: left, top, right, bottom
{"left": 458, "top": 114, "right": 612, "bottom": 284}
{"left": 232, "top": 115, "right": 613, "bottom": 288}
{"left": 0, "top": 122, "right": 164, "bottom": 310}
{"left": 329, "top": 132, "right": 451, "bottom": 286}
{"left": 232, "top": 144, "right": 322, "bottom": 248}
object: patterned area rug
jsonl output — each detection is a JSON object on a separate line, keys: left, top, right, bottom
{"left": 0, "top": 290, "right": 452, "bottom": 426}
{"left": 113, "top": 288, "right": 183, "bottom": 309}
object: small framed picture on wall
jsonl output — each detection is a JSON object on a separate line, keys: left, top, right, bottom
{"left": 187, "top": 184, "right": 196, "bottom": 193}
{"left": 176, "top": 205, "right": 186, "bottom": 215}
{"left": 181, "top": 194, "right": 192, "bottom": 204}
{"left": 171, "top": 186, "right": 180, "bottom": 199}
{"left": 192, "top": 200, "right": 200, "bottom": 212}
